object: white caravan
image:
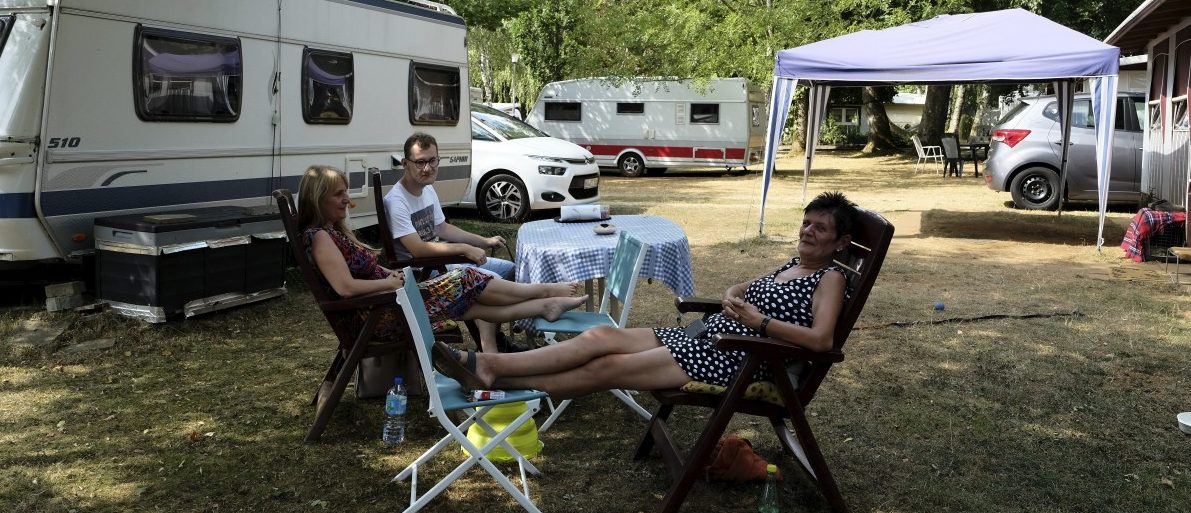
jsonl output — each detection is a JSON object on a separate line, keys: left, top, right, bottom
{"left": 0, "top": 0, "right": 470, "bottom": 265}
{"left": 524, "top": 77, "right": 766, "bottom": 176}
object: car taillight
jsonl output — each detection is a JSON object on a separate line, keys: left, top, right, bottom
{"left": 991, "top": 129, "right": 1030, "bottom": 148}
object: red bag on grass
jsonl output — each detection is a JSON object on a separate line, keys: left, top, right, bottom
{"left": 704, "top": 435, "right": 781, "bottom": 482}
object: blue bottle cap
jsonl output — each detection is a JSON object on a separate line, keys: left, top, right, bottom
{"left": 394, "top": 376, "right": 403, "bottom": 385}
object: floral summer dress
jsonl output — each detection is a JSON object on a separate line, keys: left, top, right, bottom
{"left": 302, "top": 227, "right": 492, "bottom": 341}
{"left": 653, "top": 257, "right": 851, "bottom": 387}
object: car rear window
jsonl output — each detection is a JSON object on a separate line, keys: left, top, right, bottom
{"left": 996, "top": 101, "right": 1030, "bottom": 126}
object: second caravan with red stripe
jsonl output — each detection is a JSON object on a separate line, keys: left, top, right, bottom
{"left": 524, "top": 77, "right": 766, "bottom": 176}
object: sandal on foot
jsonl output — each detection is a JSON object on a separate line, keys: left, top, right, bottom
{"left": 431, "top": 341, "right": 486, "bottom": 391}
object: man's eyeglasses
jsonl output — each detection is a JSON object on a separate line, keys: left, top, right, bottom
{"left": 404, "top": 157, "right": 440, "bottom": 169}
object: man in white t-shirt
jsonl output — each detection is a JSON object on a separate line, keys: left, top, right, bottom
{"left": 383, "top": 133, "right": 518, "bottom": 352}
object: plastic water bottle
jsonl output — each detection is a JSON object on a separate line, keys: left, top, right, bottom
{"left": 758, "top": 464, "right": 780, "bottom": 513}
{"left": 382, "top": 377, "right": 407, "bottom": 445}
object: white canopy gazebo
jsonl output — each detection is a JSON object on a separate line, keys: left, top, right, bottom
{"left": 760, "top": 8, "right": 1121, "bottom": 249}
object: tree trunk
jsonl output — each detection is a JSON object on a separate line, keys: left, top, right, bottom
{"left": 968, "top": 86, "right": 990, "bottom": 141}
{"left": 920, "top": 85, "right": 952, "bottom": 146}
{"left": 478, "top": 48, "right": 492, "bottom": 102}
{"left": 946, "top": 84, "right": 966, "bottom": 133}
{"left": 861, "top": 86, "right": 898, "bottom": 154}
{"left": 788, "top": 89, "right": 808, "bottom": 156}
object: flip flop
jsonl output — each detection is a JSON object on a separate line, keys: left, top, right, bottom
{"left": 431, "top": 341, "right": 487, "bottom": 391}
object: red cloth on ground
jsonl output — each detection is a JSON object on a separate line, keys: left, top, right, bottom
{"left": 1120, "top": 209, "right": 1186, "bottom": 262}
{"left": 704, "top": 435, "right": 780, "bottom": 482}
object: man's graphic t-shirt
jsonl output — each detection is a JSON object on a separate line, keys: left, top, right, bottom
{"left": 382, "top": 183, "right": 446, "bottom": 261}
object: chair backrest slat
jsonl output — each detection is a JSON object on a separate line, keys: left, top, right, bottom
{"left": 798, "top": 207, "right": 893, "bottom": 402}
{"left": 602, "top": 232, "right": 649, "bottom": 326}
{"left": 911, "top": 135, "right": 927, "bottom": 158}
{"left": 371, "top": 169, "right": 402, "bottom": 265}
{"left": 273, "top": 189, "right": 333, "bottom": 305}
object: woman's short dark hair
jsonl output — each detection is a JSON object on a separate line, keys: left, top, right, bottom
{"left": 805, "top": 191, "right": 859, "bottom": 238}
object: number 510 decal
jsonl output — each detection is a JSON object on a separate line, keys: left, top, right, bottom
{"left": 47, "top": 137, "right": 82, "bottom": 148}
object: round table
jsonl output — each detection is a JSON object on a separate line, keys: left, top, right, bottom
{"left": 515, "top": 214, "right": 695, "bottom": 298}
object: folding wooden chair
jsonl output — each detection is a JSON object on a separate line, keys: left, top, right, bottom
{"left": 370, "top": 168, "right": 477, "bottom": 281}
{"left": 272, "top": 189, "right": 413, "bottom": 443}
{"left": 391, "top": 267, "right": 549, "bottom": 513}
{"left": 634, "top": 208, "right": 894, "bottom": 513}
{"left": 531, "top": 231, "right": 652, "bottom": 430}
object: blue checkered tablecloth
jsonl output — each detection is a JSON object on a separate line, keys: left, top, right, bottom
{"left": 515, "top": 215, "right": 695, "bottom": 297}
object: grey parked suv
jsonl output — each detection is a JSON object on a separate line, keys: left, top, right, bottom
{"left": 984, "top": 93, "right": 1146, "bottom": 210}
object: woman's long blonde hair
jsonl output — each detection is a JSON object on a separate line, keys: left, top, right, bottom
{"left": 296, "top": 165, "right": 371, "bottom": 249}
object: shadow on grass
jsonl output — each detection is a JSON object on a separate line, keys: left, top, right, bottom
{"left": 916, "top": 209, "right": 1129, "bottom": 244}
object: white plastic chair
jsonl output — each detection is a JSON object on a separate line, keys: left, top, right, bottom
{"left": 532, "top": 231, "right": 652, "bottom": 431}
{"left": 392, "top": 267, "right": 548, "bottom": 513}
{"left": 911, "top": 134, "right": 943, "bottom": 174}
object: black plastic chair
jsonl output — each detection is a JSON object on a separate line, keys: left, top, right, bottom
{"left": 940, "top": 133, "right": 964, "bottom": 177}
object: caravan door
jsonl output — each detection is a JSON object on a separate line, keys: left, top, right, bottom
{"left": 0, "top": 4, "right": 60, "bottom": 262}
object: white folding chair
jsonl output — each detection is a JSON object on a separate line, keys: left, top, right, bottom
{"left": 532, "top": 231, "right": 651, "bottom": 431}
{"left": 911, "top": 134, "right": 943, "bottom": 174}
{"left": 391, "top": 267, "right": 549, "bottom": 513}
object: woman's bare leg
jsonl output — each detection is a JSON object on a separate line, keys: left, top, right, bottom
{"left": 496, "top": 347, "right": 691, "bottom": 398}
{"left": 461, "top": 296, "right": 588, "bottom": 324}
{"left": 474, "top": 320, "right": 499, "bottom": 353}
{"left": 477, "top": 279, "right": 581, "bottom": 305}
{"left": 456, "top": 326, "right": 658, "bottom": 386}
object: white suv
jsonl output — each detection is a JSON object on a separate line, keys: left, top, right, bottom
{"left": 465, "top": 104, "right": 600, "bottom": 222}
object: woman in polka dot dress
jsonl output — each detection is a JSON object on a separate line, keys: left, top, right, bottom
{"left": 435, "top": 191, "right": 860, "bottom": 398}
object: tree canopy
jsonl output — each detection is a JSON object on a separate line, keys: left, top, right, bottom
{"left": 451, "top": 0, "right": 1143, "bottom": 150}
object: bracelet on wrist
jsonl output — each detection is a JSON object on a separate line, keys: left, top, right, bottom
{"left": 759, "top": 316, "right": 772, "bottom": 335}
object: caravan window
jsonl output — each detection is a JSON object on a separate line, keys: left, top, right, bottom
{"left": 409, "top": 62, "right": 461, "bottom": 125}
{"left": 829, "top": 107, "right": 859, "bottom": 126}
{"left": 0, "top": 15, "right": 13, "bottom": 57}
{"left": 690, "top": 103, "right": 719, "bottom": 124}
{"left": 302, "top": 48, "right": 354, "bottom": 124}
{"left": 545, "top": 102, "right": 581, "bottom": 121}
{"left": 133, "top": 26, "right": 242, "bottom": 122}
{"left": 617, "top": 102, "right": 644, "bottom": 114}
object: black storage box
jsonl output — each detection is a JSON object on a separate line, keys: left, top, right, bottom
{"left": 95, "top": 206, "right": 286, "bottom": 322}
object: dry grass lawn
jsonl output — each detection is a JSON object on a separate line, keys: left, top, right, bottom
{"left": 2, "top": 151, "right": 1189, "bottom": 513}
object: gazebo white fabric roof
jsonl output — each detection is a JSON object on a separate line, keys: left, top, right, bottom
{"left": 760, "top": 8, "right": 1121, "bottom": 249}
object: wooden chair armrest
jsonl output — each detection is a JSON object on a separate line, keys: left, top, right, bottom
{"left": 675, "top": 296, "right": 723, "bottom": 314}
{"left": 320, "top": 290, "right": 396, "bottom": 311}
{"left": 711, "top": 334, "right": 845, "bottom": 363}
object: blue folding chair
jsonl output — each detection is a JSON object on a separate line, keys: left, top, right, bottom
{"left": 532, "top": 231, "right": 651, "bottom": 431}
{"left": 391, "top": 267, "right": 548, "bottom": 513}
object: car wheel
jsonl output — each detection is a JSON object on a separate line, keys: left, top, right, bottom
{"left": 1009, "top": 166, "right": 1061, "bottom": 210}
{"left": 479, "top": 174, "right": 530, "bottom": 223}
{"left": 618, "top": 153, "right": 646, "bottom": 177}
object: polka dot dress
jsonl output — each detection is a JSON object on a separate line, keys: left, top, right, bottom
{"left": 654, "top": 257, "right": 851, "bottom": 387}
